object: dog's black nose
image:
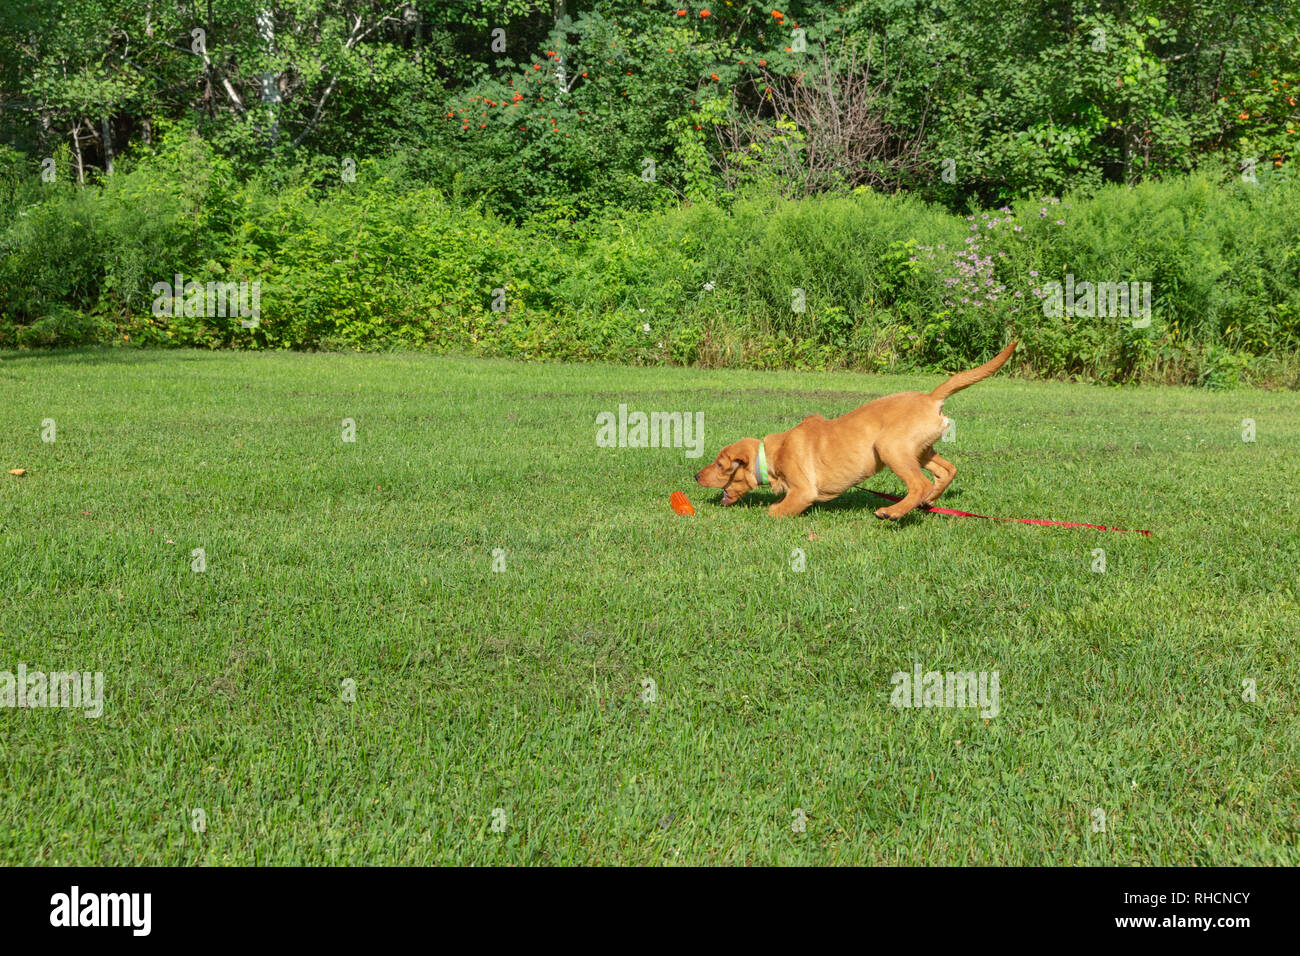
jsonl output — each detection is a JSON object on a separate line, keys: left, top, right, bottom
{"left": 694, "top": 470, "right": 705, "bottom": 484}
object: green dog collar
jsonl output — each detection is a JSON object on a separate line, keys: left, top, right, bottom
{"left": 756, "top": 441, "right": 769, "bottom": 485}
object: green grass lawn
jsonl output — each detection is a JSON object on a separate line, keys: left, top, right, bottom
{"left": 1, "top": 348, "right": 1296, "bottom": 865}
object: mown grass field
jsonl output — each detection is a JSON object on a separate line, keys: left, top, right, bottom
{"left": 1, "top": 348, "right": 1296, "bottom": 865}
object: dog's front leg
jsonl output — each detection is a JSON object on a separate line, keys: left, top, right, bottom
{"left": 769, "top": 487, "right": 815, "bottom": 517}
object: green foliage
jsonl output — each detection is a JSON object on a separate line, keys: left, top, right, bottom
{"left": 2, "top": 0, "right": 1297, "bottom": 212}
{"left": 1, "top": 123, "right": 1297, "bottom": 388}
{"left": 849, "top": 0, "right": 1300, "bottom": 204}
{"left": 0, "top": 175, "right": 107, "bottom": 337}
{"left": 433, "top": 7, "right": 742, "bottom": 220}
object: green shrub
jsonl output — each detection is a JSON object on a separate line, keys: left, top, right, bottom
{"left": 0, "top": 180, "right": 106, "bottom": 341}
{"left": 2, "top": 147, "right": 1296, "bottom": 388}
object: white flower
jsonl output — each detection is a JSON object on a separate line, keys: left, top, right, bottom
{"left": 642, "top": 322, "right": 651, "bottom": 332}
{"left": 702, "top": 282, "right": 715, "bottom": 291}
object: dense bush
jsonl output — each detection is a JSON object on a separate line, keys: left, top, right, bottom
{"left": 553, "top": 172, "right": 1300, "bottom": 385}
{"left": 4, "top": 2, "right": 1297, "bottom": 219}
{"left": 1, "top": 129, "right": 1296, "bottom": 388}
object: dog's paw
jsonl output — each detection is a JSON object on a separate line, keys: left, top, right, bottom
{"left": 874, "top": 507, "right": 900, "bottom": 521}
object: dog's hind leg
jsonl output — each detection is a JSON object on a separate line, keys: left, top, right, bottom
{"left": 919, "top": 448, "right": 957, "bottom": 505}
{"left": 874, "top": 444, "right": 934, "bottom": 521}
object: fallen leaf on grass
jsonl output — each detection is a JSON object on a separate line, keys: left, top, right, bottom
{"left": 8, "top": 468, "right": 26, "bottom": 476}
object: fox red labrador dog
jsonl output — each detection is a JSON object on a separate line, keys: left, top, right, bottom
{"left": 696, "top": 342, "right": 1017, "bottom": 520}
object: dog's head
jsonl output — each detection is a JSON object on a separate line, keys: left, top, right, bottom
{"left": 695, "top": 437, "right": 761, "bottom": 505}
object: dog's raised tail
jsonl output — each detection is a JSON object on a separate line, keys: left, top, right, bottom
{"left": 930, "top": 341, "right": 1018, "bottom": 402}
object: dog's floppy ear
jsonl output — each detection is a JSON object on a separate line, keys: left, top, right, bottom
{"left": 727, "top": 437, "right": 760, "bottom": 468}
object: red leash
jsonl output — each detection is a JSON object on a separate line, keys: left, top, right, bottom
{"left": 868, "top": 491, "right": 1152, "bottom": 536}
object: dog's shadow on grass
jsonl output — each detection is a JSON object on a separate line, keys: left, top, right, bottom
{"left": 704, "top": 487, "right": 967, "bottom": 524}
